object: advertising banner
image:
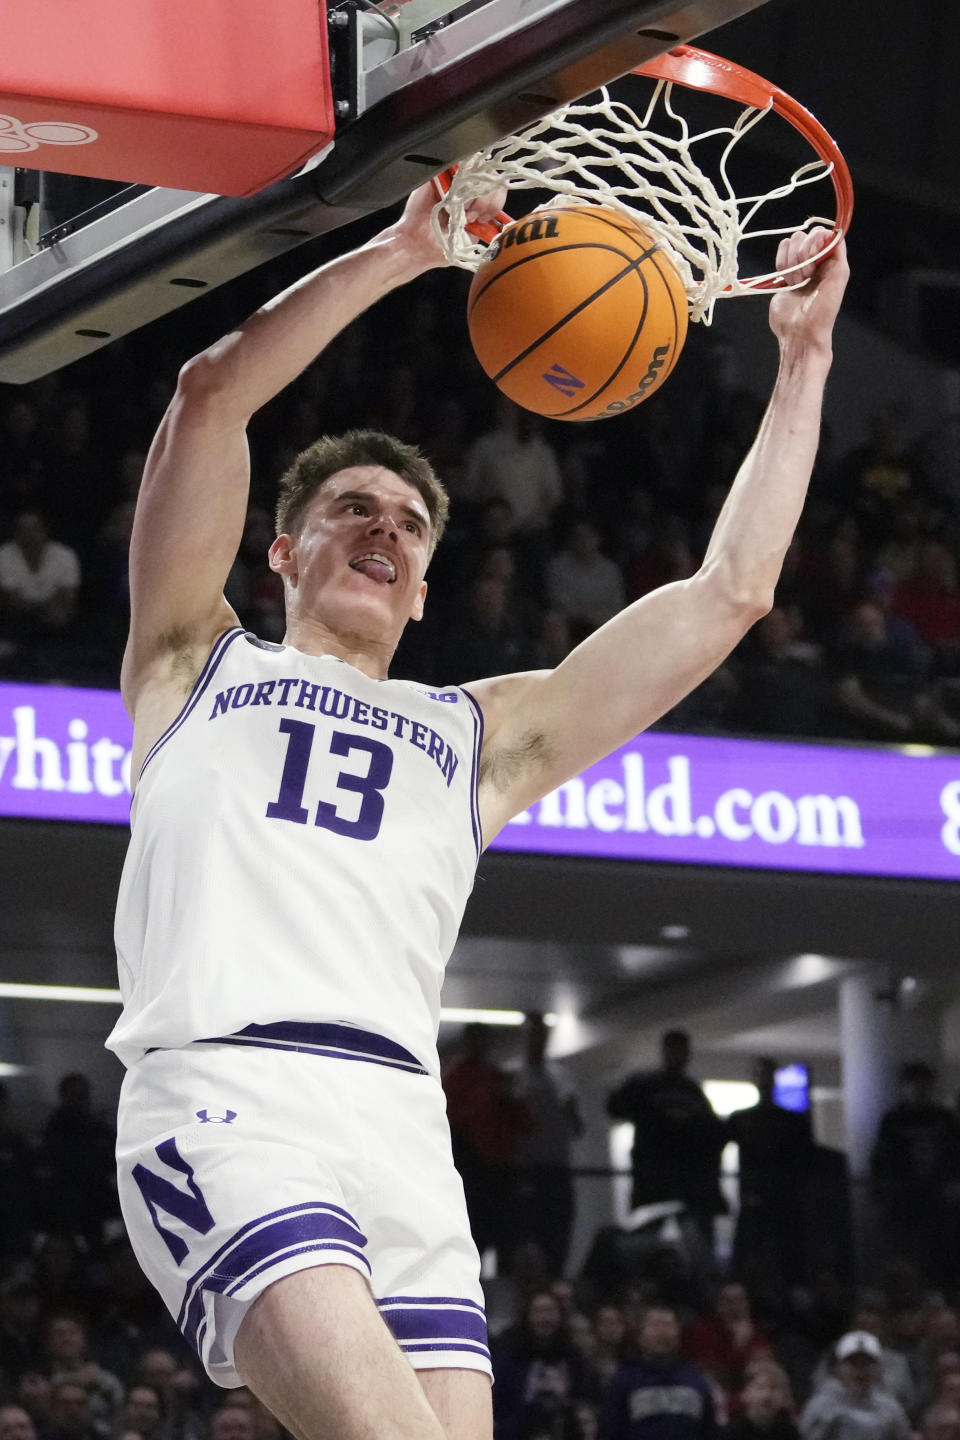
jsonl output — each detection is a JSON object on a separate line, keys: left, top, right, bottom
{"left": 1, "top": 680, "right": 958, "bottom": 881}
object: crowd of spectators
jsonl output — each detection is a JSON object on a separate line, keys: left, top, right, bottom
{"left": 7, "top": 1043, "right": 960, "bottom": 1440}
{"left": 1, "top": 253, "right": 960, "bottom": 755}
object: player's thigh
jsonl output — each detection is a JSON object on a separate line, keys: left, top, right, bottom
{"left": 234, "top": 1264, "right": 447, "bottom": 1440}
{"left": 418, "top": 1369, "right": 493, "bottom": 1440}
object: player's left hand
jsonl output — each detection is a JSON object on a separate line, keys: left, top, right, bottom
{"left": 394, "top": 177, "right": 508, "bottom": 268}
{"left": 768, "top": 226, "right": 849, "bottom": 352}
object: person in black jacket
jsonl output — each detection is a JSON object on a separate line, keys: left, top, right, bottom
{"left": 726, "top": 1059, "right": 814, "bottom": 1289}
{"left": 607, "top": 1032, "right": 726, "bottom": 1240}
{"left": 871, "top": 1061, "right": 960, "bottom": 1286}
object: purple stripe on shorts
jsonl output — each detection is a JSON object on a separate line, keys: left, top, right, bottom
{"left": 380, "top": 1300, "right": 489, "bottom": 1351}
{"left": 196, "top": 1021, "right": 428, "bottom": 1074}
{"left": 178, "top": 1203, "right": 368, "bottom": 1349}
{"left": 401, "top": 1340, "right": 492, "bottom": 1358}
{"left": 379, "top": 1294, "right": 486, "bottom": 1312}
{"left": 224, "top": 1240, "right": 370, "bottom": 1299}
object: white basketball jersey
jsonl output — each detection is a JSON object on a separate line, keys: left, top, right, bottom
{"left": 108, "top": 629, "right": 484, "bottom": 1076}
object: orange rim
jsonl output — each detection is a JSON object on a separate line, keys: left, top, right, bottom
{"left": 636, "top": 45, "right": 854, "bottom": 281}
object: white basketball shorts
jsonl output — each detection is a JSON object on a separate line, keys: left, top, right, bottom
{"left": 116, "top": 1021, "right": 489, "bottom": 1387}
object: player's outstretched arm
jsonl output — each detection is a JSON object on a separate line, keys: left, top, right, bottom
{"left": 470, "top": 230, "right": 849, "bottom": 839}
{"left": 122, "top": 181, "right": 499, "bottom": 729}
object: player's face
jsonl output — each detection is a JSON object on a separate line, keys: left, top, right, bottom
{"left": 271, "top": 466, "right": 431, "bottom": 640}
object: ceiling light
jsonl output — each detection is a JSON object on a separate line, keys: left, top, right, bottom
{"left": 0, "top": 985, "right": 557, "bottom": 1029}
{"left": 438, "top": 1008, "right": 557, "bottom": 1026}
{"left": 0, "top": 982, "right": 122, "bottom": 1003}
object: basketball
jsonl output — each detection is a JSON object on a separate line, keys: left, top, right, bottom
{"left": 467, "top": 204, "right": 688, "bottom": 421}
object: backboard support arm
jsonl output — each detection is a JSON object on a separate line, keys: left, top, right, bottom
{"left": 0, "top": 0, "right": 771, "bottom": 383}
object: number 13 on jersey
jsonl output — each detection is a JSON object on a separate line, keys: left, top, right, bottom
{"left": 266, "top": 718, "right": 393, "bottom": 841}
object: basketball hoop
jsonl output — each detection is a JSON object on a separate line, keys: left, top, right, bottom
{"left": 433, "top": 45, "right": 853, "bottom": 324}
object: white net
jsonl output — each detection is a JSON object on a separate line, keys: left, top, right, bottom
{"left": 434, "top": 76, "right": 842, "bottom": 324}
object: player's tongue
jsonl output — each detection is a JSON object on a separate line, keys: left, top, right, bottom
{"left": 350, "top": 553, "right": 395, "bottom": 584}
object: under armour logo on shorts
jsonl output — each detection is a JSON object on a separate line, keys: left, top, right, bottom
{"left": 196, "top": 1108, "right": 237, "bottom": 1124}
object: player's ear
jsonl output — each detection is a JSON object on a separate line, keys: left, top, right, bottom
{"left": 269, "top": 533, "right": 296, "bottom": 577}
{"left": 410, "top": 579, "right": 427, "bottom": 623}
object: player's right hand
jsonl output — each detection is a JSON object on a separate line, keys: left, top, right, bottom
{"left": 393, "top": 179, "right": 451, "bottom": 269}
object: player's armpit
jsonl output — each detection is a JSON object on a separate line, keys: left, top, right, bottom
{"left": 470, "top": 572, "right": 762, "bottom": 841}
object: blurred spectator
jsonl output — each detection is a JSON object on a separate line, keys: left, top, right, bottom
{"left": 46, "top": 1380, "right": 103, "bottom": 1440}
{"left": 40, "top": 396, "right": 110, "bottom": 552}
{"left": 38, "top": 1074, "right": 117, "bottom": 1246}
{"left": 0, "top": 1280, "right": 42, "bottom": 1381}
{"left": 623, "top": 514, "right": 697, "bottom": 603}
{"left": 437, "top": 569, "right": 534, "bottom": 681}
{"left": 13, "top": 1375, "right": 52, "bottom": 1436}
{"left": 723, "top": 1365, "right": 799, "bottom": 1439}
{"left": 545, "top": 519, "right": 626, "bottom": 633}
{"left": 206, "top": 1412, "right": 255, "bottom": 1440}
{"left": 507, "top": 1012, "right": 584, "bottom": 1277}
{"left": 732, "top": 610, "right": 826, "bottom": 737}
{"left": 685, "top": 1284, "right": 773, "bottom": 1412}
{"left": 529, "top": 609, "right": 575, "bottom": 670}
{"left": 726, "top": 1059, "right": 815, "bottom": 1289}
{"left": 836, "top": 404, "right": 919, "bottom": 546}
{"left": 43, "top": 1315, "right": 124, "bottom": 1433}
{"left": 861, "top": 569, "right": 930, "bottom": 671}
{"left": 0, "top": 511, "right": 81, "bottom": 671}
{"left": 918, "top": 1309, "right": 960, "bottom": 1412}
{"left": 871, "top": 1063, "right": 960, "bottom": 1288}
{"left": 493, "top": 1291, "right": 595, "bottom": 1440}
{"left": 463, "top": 397, "right": 563, "bottom": 537}
{"left": 829, "top": 600, "right": 959, "bottom": 742}
{"left": 607, "top": 1030, "right": 726, "bottom": 1241}
{"left": 0, "top": 1409, "right": 37, "bottom": 1440}
{"left": 922, "top": 1405, "right": 960, "bottom": 1440}
{"left": 845, "top": 1301, "right": 916, "bottom": 1414}
{"left": 117, "top": 1388, "right": 163, "bottom": 1440}
{"left": 588, "top": 1307, "right": 628, "bottom": 1391}
{"left": 442, "top": 1024, "right": 532, "bottom": 1262}
{"left": 604, "top": 1305, "right": 718, "bottom": 1439}
{"left": 132, "top": 1351, "right": 204, "bottom": 1440}
{"left": 799, "top": 1331, "right": 911, "bottom": 1439}
{"left": 794, "top": 529, "right": 863, "bottom": 646}
{"left": 0, "top": 398, "right": 44, "bottom": 491}
{"left": 894, "top": 540, "right": 960, "bottom": 672}
{"left": 0, "top": 1085, "right": 35, "bottom": 1261}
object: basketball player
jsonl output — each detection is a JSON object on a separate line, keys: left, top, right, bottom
{"left": 108, "top": 177, "right": 848, "bottom": 1440}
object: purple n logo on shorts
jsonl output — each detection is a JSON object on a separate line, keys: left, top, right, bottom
{"left": 132, "top": 1137, "right": 216, "bottom": 1265}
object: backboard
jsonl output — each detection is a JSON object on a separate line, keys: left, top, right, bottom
{"left": 0, "top": 0, "right": 773, "bottom": 383}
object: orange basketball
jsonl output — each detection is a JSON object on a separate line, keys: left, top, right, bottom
{"left": 467, "top": 204, "right": 688, "bottom": 421}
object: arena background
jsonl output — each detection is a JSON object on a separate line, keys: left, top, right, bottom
{"left": 1, "top": 0, "right": 960, "bottom": 1280}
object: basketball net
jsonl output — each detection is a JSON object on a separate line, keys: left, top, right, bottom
{"left": 434, "top": 46, "right": 852, "bottom": 325}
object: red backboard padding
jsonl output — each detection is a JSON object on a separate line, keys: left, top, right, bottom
{"left": 0, "top": 0, "right": 335, "bottom": 196}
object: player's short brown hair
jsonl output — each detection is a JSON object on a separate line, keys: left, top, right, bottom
{"left": 274, "top": 429, "right": 449, "bottom": 554}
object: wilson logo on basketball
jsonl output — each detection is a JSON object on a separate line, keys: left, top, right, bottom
{"left": 500, "top": 215, "right": 560, "bottom": 249}
{"left": 0, "top": 114, "right": 99, "bottom": 154}
{"left": 602, "top": 344, "right": 671, "bottom": 416}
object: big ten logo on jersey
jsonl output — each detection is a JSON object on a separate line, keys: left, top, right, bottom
{"left": 427, "top": 691, "right": 459, "bottom": 703}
